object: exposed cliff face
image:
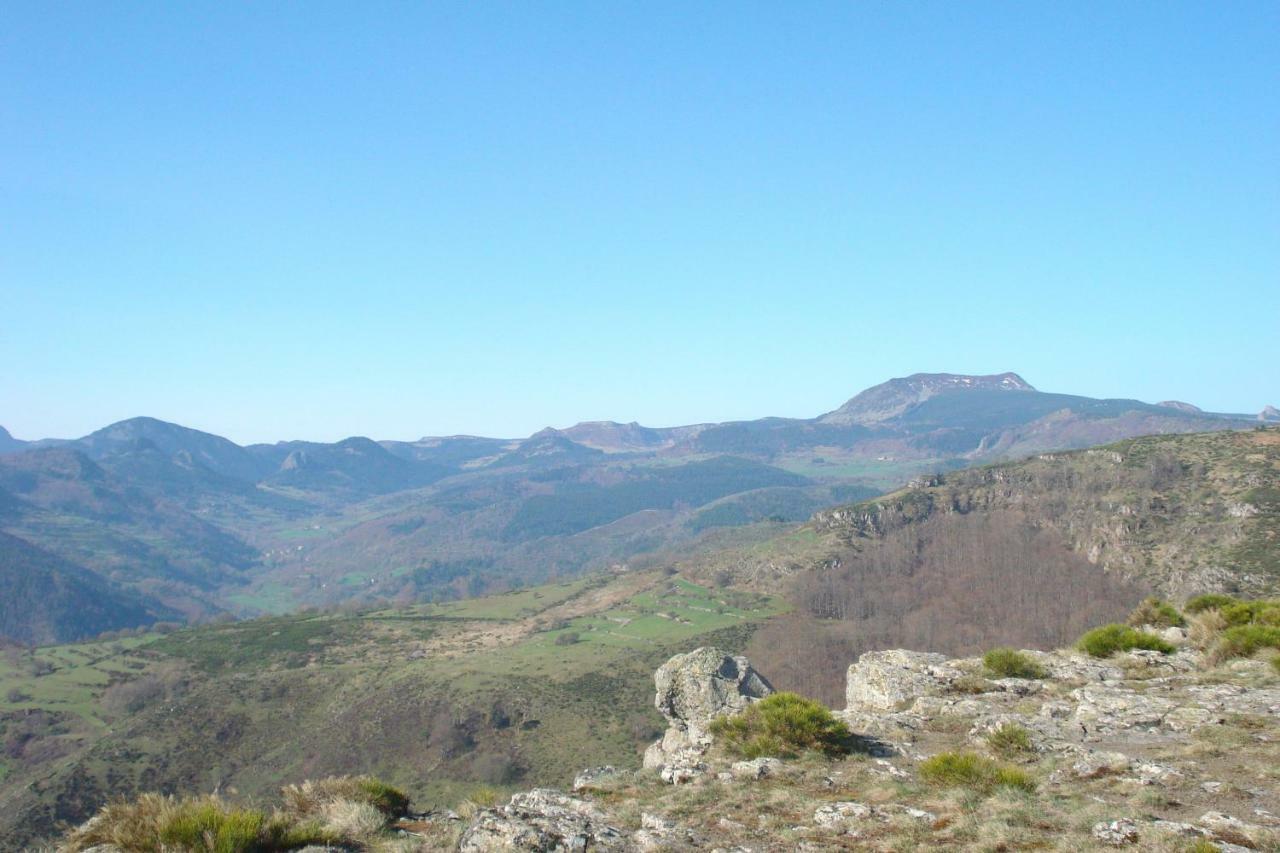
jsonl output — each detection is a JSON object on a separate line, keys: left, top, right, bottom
{"left": 810, "top": 430, "right": 1280, "bottom": 600}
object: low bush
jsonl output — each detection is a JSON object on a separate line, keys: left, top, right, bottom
{"left": 63, "top": 793, "right": 335, "bottom": 853}
{"left": 281, "top": 775, "right": 409, "bottom": 820}
{"left": 1184, "top": 593, "right": 1238, "bottom": 614}
{"left": 1211, "top": 624, "right": 1280, "bottom": 663}
{"left": 1219, "top": 599, "right": 1280, "bottom": 628}
{"left": 982, "top": 648, "right": 1048, "bottom": 679}
{"left": 985, "top": 723, "right": 1035, "bottom": 757}
{"left": 1076, "top": 624, "right": 1175, "bottom": 658}
{"left": 709, "top": 691, "right": 856, "bottom": 759}
{"left": 1188, "top": 609, "right": 1229, "bottom": 650}
{"left": 918, "top": 751, "right": 1035, "bottom": 792}
{"left": 1126, "top": 597, "right": 1186, "bottom": 629}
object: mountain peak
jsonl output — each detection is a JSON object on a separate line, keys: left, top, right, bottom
{"left": 820, "top": 372, "right": 1034, "bottom": 425}
{"left": 1158, "top": 400, "right": 1203, "bottom": 414}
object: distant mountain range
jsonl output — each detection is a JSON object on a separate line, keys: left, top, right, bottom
{"left": 0, "top": 372, "right": 1272, "bottom": 642}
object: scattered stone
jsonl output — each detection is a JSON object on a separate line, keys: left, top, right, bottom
{"left": 572, "top": 765, "right": 619, "bottom": 792}
{"left": 1130, "top": 761, "right": 1183, "bottom": 786}
{"left": 813, "top": 801, "right": 872, "bottom": 828}
{"left": 1070, "top": 750, "right": 1132, "bottom": 779}
{"left": 1092, "top": 819, "right": 1141, "bottom": 846}
{"left": 634, "top": 812, "right": 692, "bottom": 851}
{"left": 458, "top": 789, "right": 625, "bottom": 851}
{"left": 1151, "top": 820, "right": 1210, "bottom": 839}
{"left": 729, "top": 757, "right": 781, "bottom": 780}
{"left": 873, "top": 758, "right": 910, "bottom": 779}
{"left": 1198, "top": 811, "right": 1267, "bottom": 847}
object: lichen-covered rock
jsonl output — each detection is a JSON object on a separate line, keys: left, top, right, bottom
{"left": 651, "top": 647, "right": 773, "bottom": 733}
{"left": 1092, "top": 818, "right": 1140, "bottom": 846}
{"left": 729, "top": 757, "right": 781, "bottom": 780}
{"left": 813, "top": 801, "right": 873, "bottom": 828}
{"left": 643, "top": 647, "right": 772, "bottom": 781}
{"left": 1069, "top": 750, "right": 1132, "bottom": 779}
{"left": 844, "top": 650, "right": 961, "bottom": 712}
{"left": 458, "top": 789, "right": 626, "bottom": 852}
{"left": 571, "top": 766, "right": 620, "bottom": 792}
{"left": 633, "top": 812, "right": 696, "bottom": 851}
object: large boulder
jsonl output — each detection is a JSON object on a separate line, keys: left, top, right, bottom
{"left": 458, "top": 789, "right": 626, "bottom": 851}
{"left": 844, "top": 650, "right": 961, "bottom": 712}
{"left": 653, "top": 647, "right": 773, "bottom": 732}
{"left": 642, "top": 647, "right": 773, "bottom": 781}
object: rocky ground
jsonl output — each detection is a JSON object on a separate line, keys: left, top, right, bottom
{"left": 438, "top": 636, "right": 1280, "bottom": 852}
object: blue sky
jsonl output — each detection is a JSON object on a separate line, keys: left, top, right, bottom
{"left": 2, "top": 3, "right": 1277, "bottom": 444}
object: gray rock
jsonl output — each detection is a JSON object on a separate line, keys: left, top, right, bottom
{"left": 458, "top": 789, "right": 626, "bottom": 852}
{"left": 571, "top": 765, "right": 620, "bottom": 792}
{"left": 1092, "top": 819, "right": 1141, "bottom": 846}
{"left": 1070, "top": 750, "right": 1132, "bottom": 779}
{"left": 652, "top": 647, "right": 773, "bottom": 733}
{"left": 813, "top": 801, "right": 872, "bottom": 828}
{"left": 845, "top": 650, "right": 962, "bottom": 712}
{"left": 730, "top": 757, "right": 781, "bottom": 780}
{"left": 644, "top": 648, "right": 772, "bottom": 781}
{"left": 1198, "top": 811, "right": 1268, "bottom": 846}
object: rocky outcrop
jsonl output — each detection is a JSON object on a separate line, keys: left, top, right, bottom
{"left": 844, "top": 650, "right": 963, "bottom": 712}
{"left": 457, "top": 789, "right": 626, "bottom": 851}
{"left": 642, "top": 647, "right": 773, "bottom": 783}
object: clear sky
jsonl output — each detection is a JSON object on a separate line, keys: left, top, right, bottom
{"left": 2, "top": 3, "right": 1277, "bottom": 444}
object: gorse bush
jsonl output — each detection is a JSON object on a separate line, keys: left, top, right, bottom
{"left": 982, "top": 648, "right": 1048, "bottom": 679}
{"left": 1076, "top": 624, "right": 1175, "bottom": 658}
{"left": 709, "top": 691, "right": 856, "bottom": 759}
{"left": 918, "top": 751, "right": 1035, "bottom": 792}
{"left": 985, "top": 723, "right": 1035, "bottom": 757}
{"left": 1126, "top": 597, "right": 1186, "bottom": 629}
{"left": 1212, "top": 625, "right": 1280, "bottom": 662}
{"left": 1219, "top": 599, "right": 1280, "bottom": 628}
{"left": 1184, "top": 593, "right": 1237, "bottom": 614}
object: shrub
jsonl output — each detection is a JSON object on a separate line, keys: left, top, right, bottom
{"left": 554, "top": 631, "right": 581, "bottom": 646}
{"left": 1188, "top": 609, "right": 1228, "bottom": 650}
{"left": 317, "top": 800, "right": 385, "bottom": 841}
{"left": 1126, "top": 597, "right": 1186, "bottom": 629}
{"left": 982, "top": 648, "right": 1048, "bottom": 679}
{"left": 1076, "top": 624, "right": 1175, "bottom": 658}
{"left": 709, "top": 691, "right": 856, "bottom": 759}
{"left": 1184, "top": 593, "right": 1238, "bottom": 614}
{"left": 62, "top": 794, "right": 335, "bottom": 853}
{"left": 1210, "top": 624, "right": 1280, "bottom": 663}
{"left": 985, "top": 723, "right": 1035, "bottom": 757}
{"left": 281, "top": 775, "right": 409, "bottom": 820}
{"left": 1220, "top": 599, "right": 1280, "bottom": 628}
{"left": 918, "top": 751, "right": 1035, "bottom": 792}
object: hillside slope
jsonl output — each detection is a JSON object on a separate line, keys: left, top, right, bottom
{"left": 681, "top": 428, "right": 1280, "bottom": 703}
{"left": 0, "top": 374, "right": 1264, "bottom": 628}
{"left": 0, "top": 532, "right": 167, "bottom": 644}
{"left": 0, "top": 573, "right": 781, "bottom": 847}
